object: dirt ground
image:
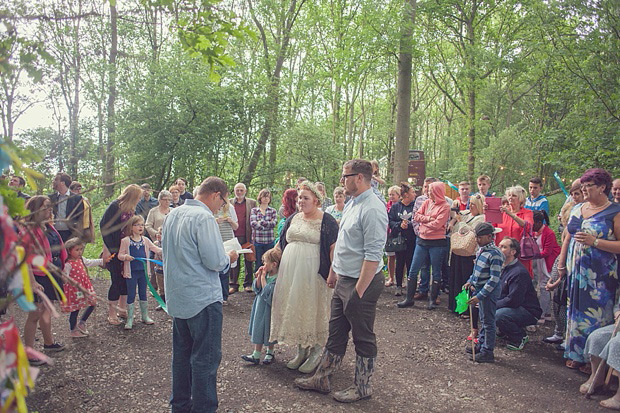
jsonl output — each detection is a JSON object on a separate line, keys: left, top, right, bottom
{"left": 10, "top": 277, "right": 612, "bottom": 412}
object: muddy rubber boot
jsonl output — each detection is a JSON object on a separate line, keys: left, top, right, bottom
{"left": 299, "top": 344, "right": 323, "bottom": 373}
{"left": 397, "top": 277, "right": 416, "bottom": 308}
{"left": 427, "top": 281, "right": 440, "bottom": 310}
{"left": 287, "top": 345, "right": 310, "bottom": 370}
{"left": 124, "top": 305, "right": 135, "bottom": 330}
{"left": 140, "top": 301, "right": 154, "bottom": 324}
{"left": 333, "top": 355, "right": 374, "bottom": 403}
{"left": 295, "top": 350, "right": 343, "bottom": 394}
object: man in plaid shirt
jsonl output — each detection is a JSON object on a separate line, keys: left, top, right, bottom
{"left": 464, "top": 222, "right": 504, "bottom": 363}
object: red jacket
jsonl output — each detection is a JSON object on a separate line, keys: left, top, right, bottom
{"left": 535, "top": 225, "right": 561, "bottom": 273}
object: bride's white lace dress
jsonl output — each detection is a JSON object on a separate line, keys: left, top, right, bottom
{"left": 270, "top": 214, "right": 332, "bottom": 347}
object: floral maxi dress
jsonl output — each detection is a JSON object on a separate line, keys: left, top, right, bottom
{"left": 564, "top": 202, "right": 620, "bottom": 363}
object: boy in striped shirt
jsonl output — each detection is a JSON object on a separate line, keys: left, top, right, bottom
{"left": 464, "top": 222, "right": 504, "bottom": 363}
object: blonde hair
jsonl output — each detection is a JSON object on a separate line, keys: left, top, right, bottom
{"left": 388, "top": 185, "right": 401, "bottom": 196}
{"left": 263, "top": 247, "right": 282, "bottom": 267}
{"left": 299, "top": 181, "right": 323, "bottom": 205}
{"left": 505, "top": 185, "right": 527, "bottom": 206}
{"left": 118, "top": 184, "right": 143, "bottom": 213}
{"left": 468, "top": 193, "right": 486, "bottom": 215}
{"left": 333, "top": 186, "right": 345, "bottom": 197}
{"left": 124, "top": 215, "right": 145, "bottom": 237}
{"left": 560, "top": 201, "right": 576, "bottom": 227}
{"left": 477, "top": 175, "right": 491, "bottom": 184}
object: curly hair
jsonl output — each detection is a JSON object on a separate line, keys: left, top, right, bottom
{"left": 281, "top": 188, "right": 298, "bottom": 218}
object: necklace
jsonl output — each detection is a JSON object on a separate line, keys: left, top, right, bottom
{"left": 586, "top": 200, "right": 610, "bottom": 210}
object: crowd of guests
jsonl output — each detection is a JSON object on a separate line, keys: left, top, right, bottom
{"left": 3, "top": 164, "right": 620, "bottom": 411}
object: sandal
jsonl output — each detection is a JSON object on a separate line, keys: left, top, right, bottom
{"left": 108, "top": 317, "right": 122, "bottom": 326}
{"left": 385, "top": 280, "right": 394, "bottom": 287}
{"left": 565, "top": 360, "right": 584, "bottom": 369}
{"left": 579, "top": 363, "right": 592, "bottom": 375}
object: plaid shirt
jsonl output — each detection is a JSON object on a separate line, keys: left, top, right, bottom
{"left": 250, "top": 206, "right": 277, "bottom": 244}
{"left": 467, "top": 241, "right": 504, "bottom": 300}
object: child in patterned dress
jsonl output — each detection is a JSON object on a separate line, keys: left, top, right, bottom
{"left": 61, "top": 238, "right": 108, "bottom": 338}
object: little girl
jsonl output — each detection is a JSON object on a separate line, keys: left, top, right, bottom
{"left": 118, "top": 215, "right": 162, "bottom": 330}
{"left": 61, "top": 237, "right": 107, "bottom": 337}
{"left": 242, "top": 247, "right": 282, "bottom": 365}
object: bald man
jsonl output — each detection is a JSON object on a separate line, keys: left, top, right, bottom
{"left": 229, "top": 183, "right": 257, "bottom": 293}
{"left": 612, "top": 179, "right": 620, "bottom": 204}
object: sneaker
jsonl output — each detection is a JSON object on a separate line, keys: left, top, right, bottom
{"left": 77, "top": 322, "right": 89, "bottom": 335}
{"left": 70, "top": 330, "right": 88, "bottom": 338}
{"left": 28, "top": 358, "right": 47, "bottom": 366}
{"left": 471, "top": 351, "right": 494, "bottom": 363}
{"left": 43, "top": 342, "right": 65, "bottom": 352}
{"left": 543, "top": 334, "right": 563, "bottom": 344}
{"left": 241, "top": 354, "right": 260, "bottom": 365}
{"left": 507, "top": 335, "right": 529, "bottom": 351}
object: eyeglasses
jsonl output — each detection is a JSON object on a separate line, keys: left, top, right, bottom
{"left": 219, "top": 193, "right": 226, "bottom": 203}
{"left": 340, "top": 173, "right": 358, "bottom": 181}
{"left": 581, "top": 183, "right": 597, "bottom": 190}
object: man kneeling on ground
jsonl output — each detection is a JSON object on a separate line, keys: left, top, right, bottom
{"left": 496, "top": 237, "right": 543, "bottom": 351}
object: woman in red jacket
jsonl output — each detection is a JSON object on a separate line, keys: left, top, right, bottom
{"left": 496, "top": 185, "right": 535, "bottom": 276}
{"left": 532, "top": 210, "right": 561, "bottom": 324}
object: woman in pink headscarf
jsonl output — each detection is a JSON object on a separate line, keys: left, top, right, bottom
{"left": 398, "top": 182, "right": 451, "bottom": 310}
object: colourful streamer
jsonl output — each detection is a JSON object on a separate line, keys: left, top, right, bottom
{"left": 553, "top": 172, "right": 570, "bottom": 198}
{"left": 15, "top": 247, "right": 33, "bottom": 302}
{"left": 444, "top": 180, "right": 459, "bottom": 192}
{"left": 135, "top": 258, "right": 167, "bottom": 313}
{"left": 36, "top": 265, "right": 66, "bottom": 303}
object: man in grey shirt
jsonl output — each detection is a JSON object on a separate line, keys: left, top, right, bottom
{"left": 296, "top": 159, "right": 388, "bottom": 403}
{"left": 163, "top": 176, "right": 238, "bottom": 413}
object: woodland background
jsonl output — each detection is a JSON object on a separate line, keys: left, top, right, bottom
{"left": 1, "top": 0, "right": 619, "bottom": 203}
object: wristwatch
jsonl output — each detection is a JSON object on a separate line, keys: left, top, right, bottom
{"left": 593, "top": 238, "right": 600, "bottom": 248}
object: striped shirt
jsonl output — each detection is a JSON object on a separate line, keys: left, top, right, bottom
{"left": 524, "top": 195, "right": 549, "bottom": 216}
{"left": 467, "top": 242, "right": 504, "bottom": 300}
{"left": 250, "top": 206, "right": 277, "bottom": 244}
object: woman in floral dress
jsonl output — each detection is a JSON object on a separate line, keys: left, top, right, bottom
{"left": 557, "top": 169, "right": 620, "bottom": 369}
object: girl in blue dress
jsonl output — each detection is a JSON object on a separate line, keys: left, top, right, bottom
{"left": 242, "top": 248, "right": 282, "bottom": 365}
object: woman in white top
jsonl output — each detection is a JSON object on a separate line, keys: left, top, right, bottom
{"left": 145, "top": 190, "right": 172, "bottom": 239}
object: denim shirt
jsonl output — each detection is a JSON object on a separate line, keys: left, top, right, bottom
{"left": 332, "top": 188, "right": 388, "bottom": 278}
{"left": 162, "top": 199, "right": 230, "bottom": 319}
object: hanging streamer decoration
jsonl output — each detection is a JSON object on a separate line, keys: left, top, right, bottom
{"left": 0, "top": 319, "right": 36, "bottom": 413}
{"left": 135, "top": 258, "right": 167, "bottom": 313}
{"left": 553, "top": 172, "right": 570, "bottom": 199}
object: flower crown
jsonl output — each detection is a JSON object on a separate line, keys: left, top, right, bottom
{"left": 299, "top": 180, "right": 324, "bottom": 204}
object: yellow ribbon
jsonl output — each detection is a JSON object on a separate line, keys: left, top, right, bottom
{"left": 15, "top": 247, "right": 33, "bottom": 303}
{"left": 36, "top": 265, "right": 67, "bottom": 303}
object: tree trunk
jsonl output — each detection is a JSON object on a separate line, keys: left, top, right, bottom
{"left": 104, "top": 2, "right": 118, "bottom": 198}
{"left": 393, "top": 0, "right": 417, "bottom": 184}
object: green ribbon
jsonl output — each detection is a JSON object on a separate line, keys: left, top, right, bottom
{"left": 454, "top": 288, "right": 470, "bottom": 314}
{"left": 135, "top": 257, "right": 167, "bottom": 313}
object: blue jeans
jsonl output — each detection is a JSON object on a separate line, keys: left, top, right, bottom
{"left": 496, "top": 306, "right": 538, "bottom": 344}
{"left": 477, "top": 287, "right": 500, "bottom": 354}
{"left": 171, "top": 302, "right": 223, "bottom": 413}
{"left": 126, "top": 269, "right": 147, "bottom": 304}
{"left": 254, "top": 241, "right": 275, "bottom": 268}
{"left": 408, "top": 241, "right": 447, "bottom": 294}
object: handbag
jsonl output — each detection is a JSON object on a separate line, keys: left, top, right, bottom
{"left": 241, "top": 242, "right": 257, "bottom": 262}
{"left": 451, "top": 227, "right": 477, "bottom": 256}
{"left": 520, "top": 221, "right": 540, "bottom": 260}
{"left": 385, "top": 233, "right": 407, "bottom": 253}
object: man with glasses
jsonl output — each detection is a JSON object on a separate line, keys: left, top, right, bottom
{"left": 163, "top": 176, "right": 238, "bottom": 413}
{"left": 295, "top": 159, "right": 388, "bottom": 403}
